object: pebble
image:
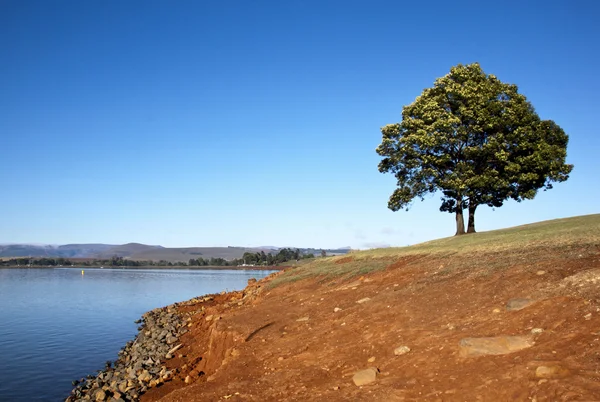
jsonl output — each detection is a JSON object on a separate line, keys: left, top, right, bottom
{"left": 356, "top": 297, "right": 371, "bottom": 304}
{"left": 334, "top": 307, "right": 342, "bottom": 312}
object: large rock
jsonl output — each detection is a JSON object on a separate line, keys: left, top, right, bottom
{"left": 94, "top": 389, "right": 106, "bottom": 401}
{"left": 506, "top": 298, "right": 533, "bottom": 311}
{"left": 459, "top": 335, "right": 534, "bottom": 357}
{"left": 352, "top": 367, "right": 378, "bottom": 386}
{"left": 394, "top": 345, "right": 411, "bottom": 356}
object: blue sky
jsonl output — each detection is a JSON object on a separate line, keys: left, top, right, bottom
{"left": 1, "top": 1, "right": 598, "bottom": 248}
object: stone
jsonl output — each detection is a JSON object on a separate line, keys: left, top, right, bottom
{"left": 536, "top": 270, "right": 546, "bottom": 275}
{"left": 205, "top": 315, "right": 214, "bottom": 321}
{"left": 95, "top": 389, "right": 106, "bottom": 401}
{"left": 506, "top": 298, "right": 533, "bottom": 311}
{"left": 368, "top": 356, "right": 376, "bottom": 363}
{"left": 535, "top": 365, "right": 570, "bottom": 379}
{"left": 584, "top": 313, "right": 592, "bottom": 320}
{"left": 394, "top": 346, "right": 411, "bottom": 356}
{"left": 137, "top": 370, "right": 151, "bottom": 383}
{"left": 356, "top": 297, "right": 371, "bottom": 304}
{"left": 296, "top": 317, "right": 309, "bottom": 322}
{"left": 334, "top": 307, "right": 342, "bottom": 312}
{"left": 184, "top": 375, "right": 192, "bottom": 384}
{"left": 352, "top": 367, "right": 378, "bottom": 386}
{"left": 459, "top": 335, "right": 534, "bottom": 357}
{"left": 531, "top": 328, "right": 544, "bottom": 335}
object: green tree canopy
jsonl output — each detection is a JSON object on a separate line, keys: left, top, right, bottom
{"left": 377, "top": 63, "right": 573, "bottom": 235}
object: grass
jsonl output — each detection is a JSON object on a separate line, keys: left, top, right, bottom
{"left": 269, "top": 214, "right": 600, "bottom": 288}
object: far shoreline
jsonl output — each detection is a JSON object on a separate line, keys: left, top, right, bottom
{"left": 0, "top": 265, "right": 287, "bottom": 271}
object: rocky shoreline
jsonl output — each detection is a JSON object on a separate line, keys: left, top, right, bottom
{"left": 66, "top": 302, "right": 191, "bottom": 401}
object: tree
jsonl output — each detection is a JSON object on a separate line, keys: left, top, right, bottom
{"left": 377, "top": 63, "right": 573, "bottom": 235}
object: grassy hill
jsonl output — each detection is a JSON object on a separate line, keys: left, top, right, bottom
{"left": 272, "top": 213, "right": 600, "bottom": 286}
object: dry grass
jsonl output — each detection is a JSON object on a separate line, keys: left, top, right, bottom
{"left": 269, "top": 214, "right": 600, "bottom": 288}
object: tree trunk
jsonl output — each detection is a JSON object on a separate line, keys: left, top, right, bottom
{"left": 455, "top": 199, "right": 465, "bottom": 236}
{"left": 467, "top": 203, "right": 477, "bottom": 233}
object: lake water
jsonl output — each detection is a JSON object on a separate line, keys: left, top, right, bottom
{"left": 0, "top": 268, "right": 274, "bottom": 402}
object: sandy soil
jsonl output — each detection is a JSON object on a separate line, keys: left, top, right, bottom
{"left": 141, "top": 249, "right": 600, "bottom": 401}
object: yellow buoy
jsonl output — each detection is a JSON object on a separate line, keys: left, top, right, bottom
{"left": 81, "top": 270, "right": 84, "bottom": 275}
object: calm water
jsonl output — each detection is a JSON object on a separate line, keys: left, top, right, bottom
{"left": 0, "top": 268, "right": 273, "bottom": 402}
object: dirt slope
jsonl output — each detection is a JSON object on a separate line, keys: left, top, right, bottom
{"left": 141, "top": 216, "right": 600, "bottom": 402}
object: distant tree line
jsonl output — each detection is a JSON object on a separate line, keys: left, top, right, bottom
{"left": 188, "top": 248, "right": 314, "bottom": 267}
{"left": 1, "top": 257, "right": 75, "bottom": 267}
{"left": 2, "top": 249, "right": 316, "bottom": 268}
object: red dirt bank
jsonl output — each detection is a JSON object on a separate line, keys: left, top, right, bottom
{"left": 142, "top": 250, "right": 600, "bottom": 401}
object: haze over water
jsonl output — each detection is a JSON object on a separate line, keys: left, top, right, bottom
{"left": 0, "top": 268, "right": 273, "bottom": 402}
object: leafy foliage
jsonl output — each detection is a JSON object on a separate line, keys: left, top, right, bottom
{"left": 377, "top": 63, "right": 573, "bottom": 234}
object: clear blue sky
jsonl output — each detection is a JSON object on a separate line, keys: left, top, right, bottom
{"left": 1, "top": 1, "right": 598, "bottom": 248}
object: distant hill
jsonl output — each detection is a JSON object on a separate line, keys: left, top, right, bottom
{"left": 0, "top": 243, "right": 318, "bottom": 262}
{"left": 124, "top": 247, "right": 256, "bottom": 262}
{"left": 0, "top": 244, "right": 58, "bottom": 258}
{"left": 93, "top": 243, "right": 163, "bottom": 258}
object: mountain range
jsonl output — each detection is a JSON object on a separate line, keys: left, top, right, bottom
{"left": 0, "top": 243, "right": 351, "bottom": 262}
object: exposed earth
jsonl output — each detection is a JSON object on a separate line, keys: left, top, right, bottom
{"left": 138, "top": 223, "right": 600, "bottom": 402}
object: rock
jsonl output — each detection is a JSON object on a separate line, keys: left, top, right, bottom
{"left": 296, "top": 316, "right": 309, "bottom": 322}
{"left": 535, "top": 365, "right": 570, "bottom": 378}
{"left": 352, "top": 367, "right": 378, "bottom": 386}
{"left": 584, "top": 313, "right": 592, "bottom": 320}
{"left": 334, "top": 307, "right": 342, "bottom": 312}
{"left": 356, "top": 297, "right": 371, "bottom": 304}
{"left": 137, "top": 370, "right": 151, "bottom": 383}
{"left": 184, "top": 375, "right": 192, "bottom": 384}
{"left": 367, "top": 356, "right": 376, "bottom": 363}
{"left": 506, "top": 298, "right": 533, "bottom": 311}
{"left": 94, "top": 389, "right": 106, "bottom": 401}
{"left": 531, "top": 328, "right": 544, "bottom": 335}
{"left": 205, "top": 315, "right": 214, "bottom": 321}
{"left": 459, "top": 335, "right": 534, "bottom": 357}
{"left": 394, "top": 346, "right": 411, "bottom": 356}
{"left": 536, "top": 270, "right": 546, "bottom": 275}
